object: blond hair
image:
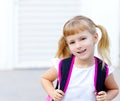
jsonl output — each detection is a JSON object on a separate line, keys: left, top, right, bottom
{"left": 55, "top": 15, "right": 111, "bottom": 65}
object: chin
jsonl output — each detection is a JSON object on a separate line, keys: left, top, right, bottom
{"left": 77, "top": 55, "right": 90, "bottom": 60}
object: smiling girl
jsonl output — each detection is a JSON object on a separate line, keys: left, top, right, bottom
{"left": 41, "top": 15, "right": 119, "bottom": 101}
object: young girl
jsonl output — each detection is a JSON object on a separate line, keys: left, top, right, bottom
{"left": 41, "top": 15, "right": 119, "bottom": 101}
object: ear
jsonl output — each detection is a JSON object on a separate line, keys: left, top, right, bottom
{"left": 93, "top": 33, "right": 98, "bottom": 44}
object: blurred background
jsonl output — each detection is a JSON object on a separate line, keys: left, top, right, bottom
{"left": 0, "top": 0, "right": 119, "bottom": 101}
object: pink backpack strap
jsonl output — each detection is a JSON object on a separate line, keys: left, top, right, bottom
{"left": 58, "top": 60, "right": 63, "bottom": 83}
{"left": 94, "top": 57, "right": 98, "bottom": 92}
{"left": 105, "top": 65, "right": 109, "bottom": 77}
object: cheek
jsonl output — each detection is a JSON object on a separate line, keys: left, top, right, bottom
{"left": 68, "top": 45, "right": 73, "bottom": 51}
{"left": 84, "top": 40, "right": 95, "bottom": 48}
{"left": 68, "top": 45, "right": 75, "bottom": 53}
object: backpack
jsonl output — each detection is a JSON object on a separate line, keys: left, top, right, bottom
{"left": 57, "top": 55, "right": 109, "bottom": 93}
{"left": 45, "top": 55, "right": 109, "bottom": 101}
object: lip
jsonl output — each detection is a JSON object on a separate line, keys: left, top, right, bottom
{"left": 77, "top": 49, "right": 86, "bottom": 54}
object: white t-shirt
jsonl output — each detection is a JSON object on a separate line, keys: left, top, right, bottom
{"left": 51, "top": 58, "right": 114, "bottom": 101}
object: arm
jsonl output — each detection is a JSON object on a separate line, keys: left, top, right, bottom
{"left": 104, "top": 73, "right": 119, "bottom": 100}
{"left": 96, "top": 73, "right": 119, "bottom": 101}
{"left": 41, "top": 67, "right": 64, "bottom": 101}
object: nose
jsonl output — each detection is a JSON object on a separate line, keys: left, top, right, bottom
{"left": 75, "top": 41, "right": 81, "bottom": 49}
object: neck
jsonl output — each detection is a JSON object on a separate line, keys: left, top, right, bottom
{"left": 75, "top": 56, "right": 94, "bottom": 68}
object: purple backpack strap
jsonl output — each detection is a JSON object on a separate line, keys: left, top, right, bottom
{"left": 105, "top": 65, "right": 109, "bottom": 77}
{"left": 94, "top": 57, "right": 98, "bottom": 92}
{"left": 58, "top": 60, "right": 63, "bottom": 83}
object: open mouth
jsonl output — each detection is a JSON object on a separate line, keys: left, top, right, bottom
{"left": 77, "top": 49, "right": 86, "bottom": 54}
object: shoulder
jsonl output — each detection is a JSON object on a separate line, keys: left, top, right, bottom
{"left": 51, "top": 56, "right": 73, "bottom": 70}
{"left": 51, "top": 58, "right": 61, "bottom": 71}
{"left": 107, "top": 65, "right": 114, "bottom": 75}
{"left": 94, "top": 56, "right": 114, "bottom": 76}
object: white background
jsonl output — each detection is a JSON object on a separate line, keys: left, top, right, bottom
{"left": 0, "top": 0, "right": 119, "bottom": 70}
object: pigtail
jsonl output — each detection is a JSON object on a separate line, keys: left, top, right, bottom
{"left": 96, "top": 25, "right": 111, "bottom": 65}
{"left": 55, "top": 36, "right": 72, "bottom": 59}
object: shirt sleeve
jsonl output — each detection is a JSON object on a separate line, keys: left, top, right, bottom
{"left": 51, "top": 58, "right": 61, "bottom": 72}
{"left": 108, "top": 65, "right": 114, "bottom": 75}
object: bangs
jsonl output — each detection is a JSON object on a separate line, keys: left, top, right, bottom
{"left": 63, "top": 20, "right": 89, "bottom": 37}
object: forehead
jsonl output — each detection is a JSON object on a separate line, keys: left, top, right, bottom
{"left": 66, "top": 30, "right": 92, "bottom": 41}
